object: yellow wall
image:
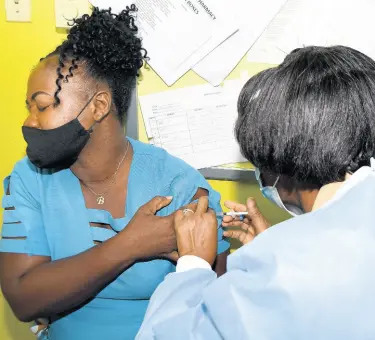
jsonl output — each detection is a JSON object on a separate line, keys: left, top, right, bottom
{"left": 0, "top": 1, "right": 288, "bottom": 339}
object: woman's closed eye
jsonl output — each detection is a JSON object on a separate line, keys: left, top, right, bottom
{"left": 36, "top": 105, "right": 50, "bottom": 112}
{"left": 25, "top": 103, "right": 52, "bottom": 113}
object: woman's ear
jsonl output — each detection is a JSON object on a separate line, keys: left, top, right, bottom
{"left": 93, "top": 91, "right": 112, "bottom": 122}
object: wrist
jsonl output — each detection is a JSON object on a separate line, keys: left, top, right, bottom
{"left": 115, "top": 229, "right": 141, "bottom": 264}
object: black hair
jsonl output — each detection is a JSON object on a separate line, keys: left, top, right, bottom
{"left": 236, "top": 45, "right": 375, "bottom": 187}
{"left": 44, "top": 6, "right": 147, "bottom": 124}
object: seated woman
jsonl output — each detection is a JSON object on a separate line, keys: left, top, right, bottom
{"left": 137, "top": 45, "right": 375, "bottom": 339}
{"left": 0, "top": 7, "right": 229, "bottom": 340}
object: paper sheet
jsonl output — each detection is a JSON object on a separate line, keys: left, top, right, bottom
{"left": 90, "top": 0, "right": 238, "bottom": 86}
{"left": 193, "top": 0, "right": 287, "bottom": 86}
{"left": 153, "top": 0, "right": 238, "bottom": 86}
{"left": 247, "top": 0, "right": 375, "bottom": 65}
{"left": 139, "top": 80, "right": 247, "bottom": 169}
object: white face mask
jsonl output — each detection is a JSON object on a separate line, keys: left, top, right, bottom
{"left": 255, "top": 168, "right": 304, "bottom": 217}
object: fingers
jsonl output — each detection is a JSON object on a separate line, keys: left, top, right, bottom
{"left": 196, "top": 196, "right": 209, "bottom": 215}
{"left": 246, "top": 198, "right": 269, "bottom": 235}
{"left": 224, "top": 200, "right": 247, "bottom": 212}
{"left": 206, "top": 208, "right": 218, "bottom": 229}
{"left": 143, "top": 196, "right": 173, "bottom": 215}
{"left": 222, "top": 221, "right": 253, "bottom": 235}
{"left": 222, "top": 215, "right": 248, "bottom": 224}
{"left": 222, "top": 217, "right": 250, "bottom": 225}
{"left": 207, "top": 208, "right": 216, "bottom": 219}
{"left": 174, "top": 209, "right": 185, "bottom": 224}
{"left": 223, "top": 218, "right": 242, "bottom": 226}
{"left": 183, "top": 202, "right": 198, "bottom": 212}
{"left": 223, "top": 229, "right": 254, "bottom": 245}
{"left": 222, "top": 215, "right": 234, "bottom": 223}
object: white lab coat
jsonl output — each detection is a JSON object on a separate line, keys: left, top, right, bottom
{"left": 137, "top": 164, "right": 375, "bottom": 340}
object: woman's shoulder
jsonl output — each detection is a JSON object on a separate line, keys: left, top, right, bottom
{"left": 3, "top": 157, "right": 42, "bottom": 200}
{"left": 11, "top": 156, "right": 38, "bottom": 175}
{"left": 130, "top": 139, "right": 200, "bottom": 177}
{"left": 129, "top": 138, "right": 170, "bottom": 160}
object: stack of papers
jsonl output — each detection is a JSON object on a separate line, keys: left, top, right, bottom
{"left": 247, "top": 0, "right": 375, "bottom": 64}
{"left": 90, "top": 0, "right": 284, "bottom": 86}
{"left": 193, "top": 0, "right": 287, "bottom": 86}
{"left": 139, "top": 80, "right": 248, "bottom": 169}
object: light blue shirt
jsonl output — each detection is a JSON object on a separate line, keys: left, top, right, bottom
{"left": 137, "top": 164, "right": 375, "bottom": 340}
{"left": 0, "top": 138, "right": 229, "bottom": 340}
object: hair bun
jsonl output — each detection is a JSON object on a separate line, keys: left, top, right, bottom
{"left": 65, "top": 6, "right": 146, "bottom": 76}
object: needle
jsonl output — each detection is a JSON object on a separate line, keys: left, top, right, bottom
{"left": 216, "top": 211, "right": 247, "bottom": 217}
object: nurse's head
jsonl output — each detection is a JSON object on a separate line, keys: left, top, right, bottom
{"left": 23, "top": 7, "right": 146, "bottom": 169}
{"left": 236, "top": 46, "right": 375, "bottom": 215}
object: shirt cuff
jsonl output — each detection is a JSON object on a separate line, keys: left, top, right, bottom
{"left": 176, "top": 255, "right": 213, "bottom": 273}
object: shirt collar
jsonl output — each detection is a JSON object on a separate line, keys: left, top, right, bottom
{"left": 312, "top": 163, "right": 375, "bottom": 212}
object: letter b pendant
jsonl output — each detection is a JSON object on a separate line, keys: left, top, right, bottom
{"left": 97, "top": 196, "right": 105, "bottom": 205}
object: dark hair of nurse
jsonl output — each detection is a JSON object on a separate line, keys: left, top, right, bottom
{"left": 235, "top": 45, "right": 375, "bottom": 213}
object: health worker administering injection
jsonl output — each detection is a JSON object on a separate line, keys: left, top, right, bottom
{"left": 137, "top": 45, "right": 375, "bottom": 339}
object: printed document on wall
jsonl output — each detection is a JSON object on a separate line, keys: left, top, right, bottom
{"left": 193, "top": 0, "right": 287, "bottom": 86}
{"left": 90, "top": 0, "right": 238, "bottom": 86}
{"left": 139, "top": 81, "right": 247, "bottom": 169}
{"left": 247, "top": 0, "right": 375, "bottom": 64}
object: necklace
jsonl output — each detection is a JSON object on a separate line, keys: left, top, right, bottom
{"left": 80, "top": 141, "right": 130, "bottom": 205}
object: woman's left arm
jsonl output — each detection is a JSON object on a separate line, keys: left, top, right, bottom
{"left": 213, "top": 249, "right": 228, "bottom": 276}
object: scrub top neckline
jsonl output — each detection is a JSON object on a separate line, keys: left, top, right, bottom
{"left": 68, "top": 137, "right": 137, "bottom": 228}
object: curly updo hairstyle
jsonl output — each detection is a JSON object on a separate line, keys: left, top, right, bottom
{"left": 236, "top": 45, "right": 375, "bottom": 188}
{"left": 45, "top": 5, "right": 147, "bottom": 124}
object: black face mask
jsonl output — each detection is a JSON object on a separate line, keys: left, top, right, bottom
{"left": 22, "top": 96, "right": 95, "bottom": 170}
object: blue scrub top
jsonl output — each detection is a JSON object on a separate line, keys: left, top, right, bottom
{"left": 0, "top": 138, "right": 229, "bottom": 340}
